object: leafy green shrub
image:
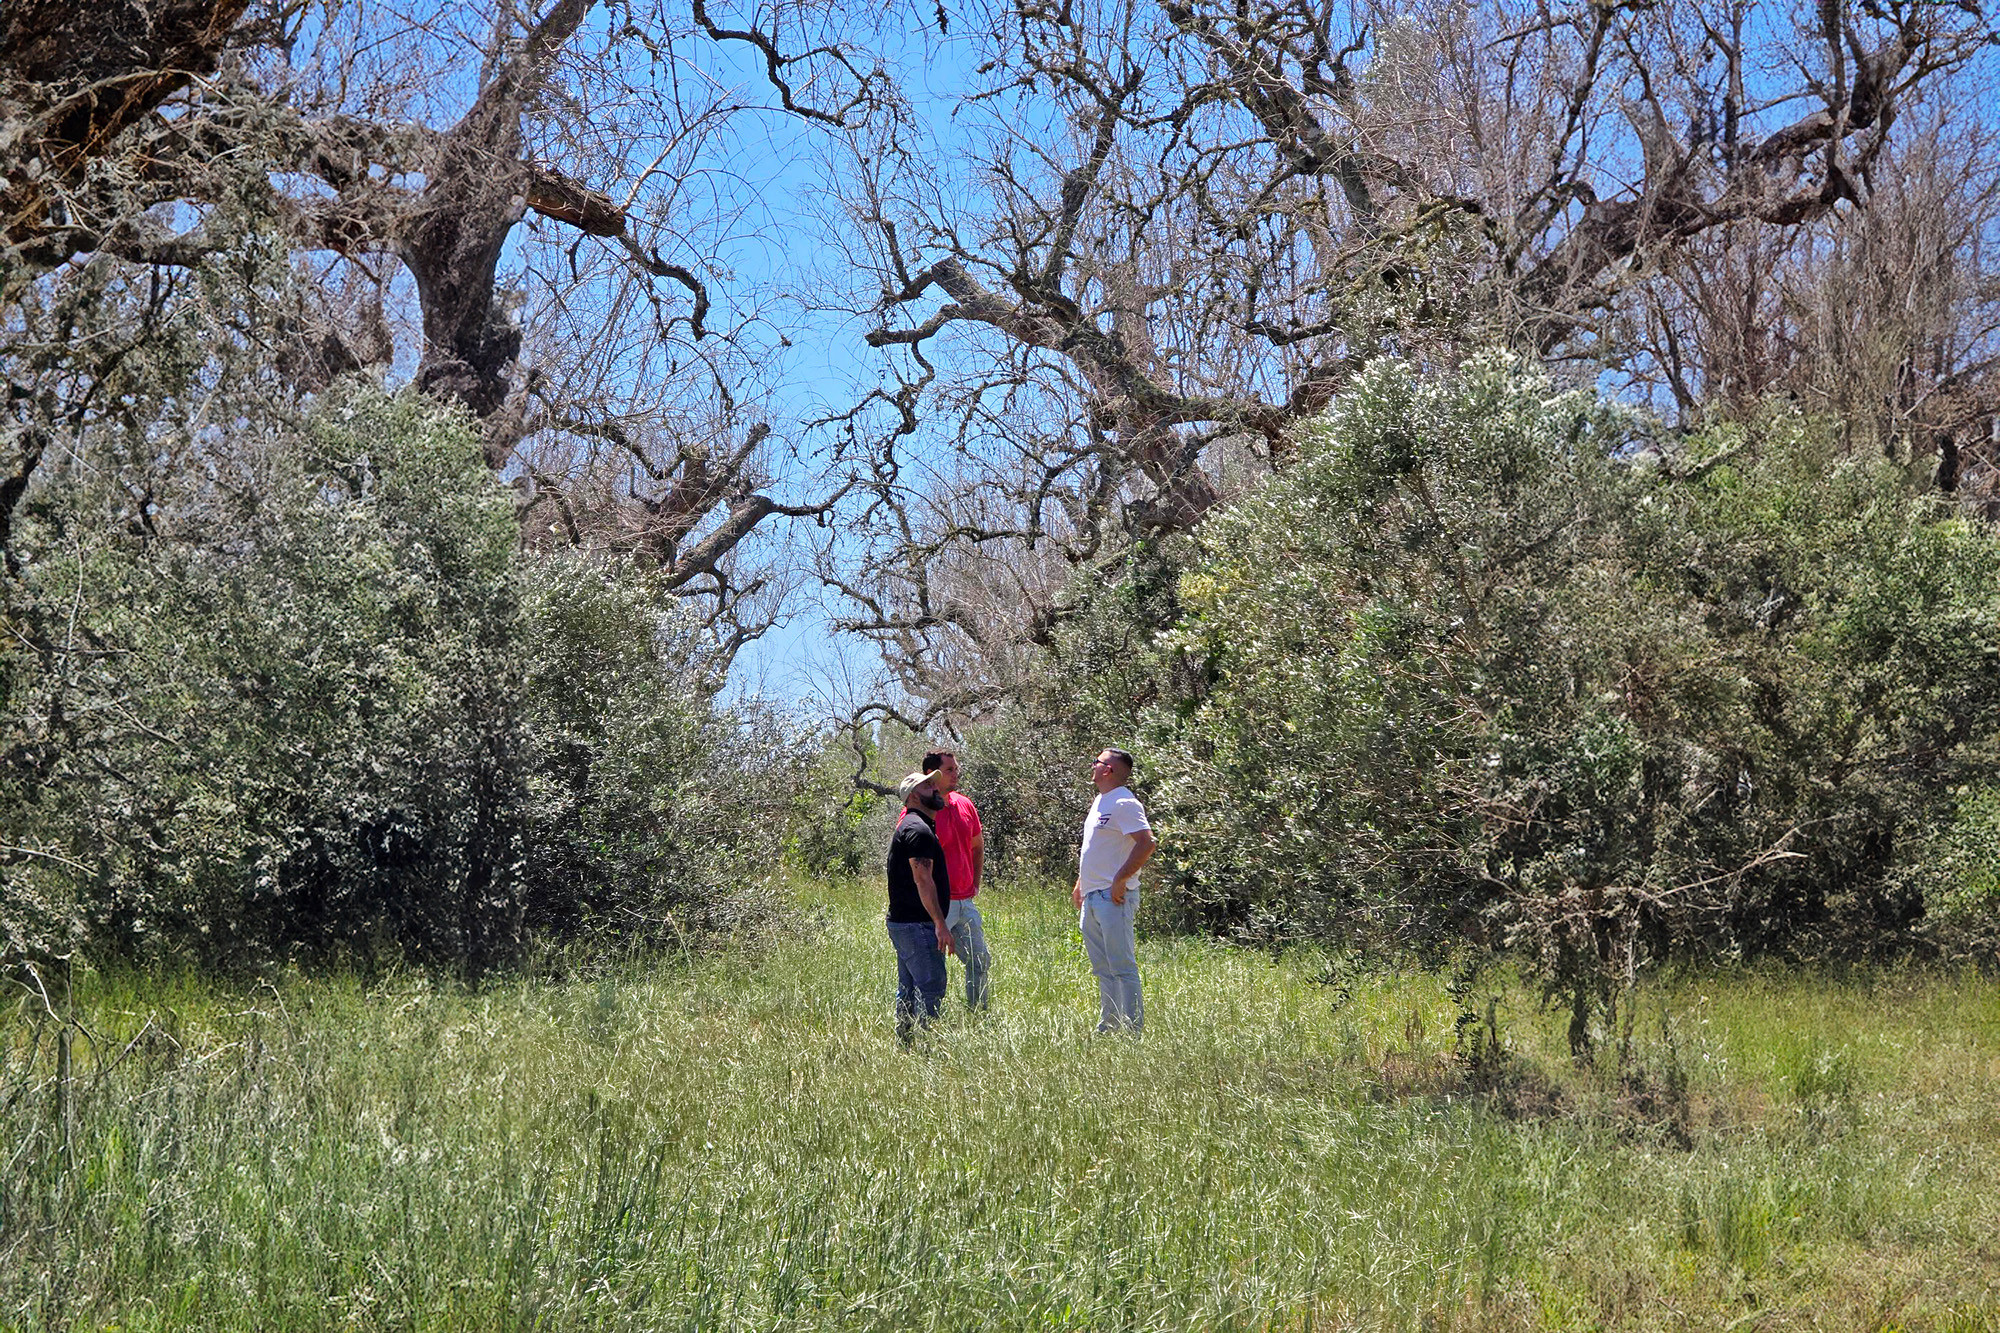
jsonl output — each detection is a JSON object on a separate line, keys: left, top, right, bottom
{"left": 1907, "top": 783, "right": 2000, "bottom": 925}
{"left": 1, "top": 385, "right": 784, "bottom": 971}
{"left": 1139, "top": 354, "right": 2000, "bottom": 1050}
{"left": 519, "top": 555, "right": 791, "bottom": 941}
{"left": 2, "top": 388, "right": 520, "bottom": 965}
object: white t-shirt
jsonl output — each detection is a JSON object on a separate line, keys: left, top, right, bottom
{"left": 1077, "top": 786, "right": 1152, "bottom": 895}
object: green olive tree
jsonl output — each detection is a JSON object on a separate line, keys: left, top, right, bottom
{"left": 1138, "top": 354, "right": 2000, "bottom": 1053}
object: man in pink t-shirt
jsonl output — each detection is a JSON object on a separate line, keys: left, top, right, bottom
{"left": 922, "top": 749, "right": 990, "bottom": 1010}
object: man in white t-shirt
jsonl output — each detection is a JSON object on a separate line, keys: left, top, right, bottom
{"left": 1072, "top": 747, "right": 1157, "bottom": 1034}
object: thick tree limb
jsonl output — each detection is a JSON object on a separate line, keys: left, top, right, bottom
{"left": 0, "top": 0, "right": 255, "bottom": 250}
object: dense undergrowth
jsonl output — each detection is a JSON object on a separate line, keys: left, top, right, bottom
{"left": 4, "top": 877, "right": 1996, "bottom": 1331}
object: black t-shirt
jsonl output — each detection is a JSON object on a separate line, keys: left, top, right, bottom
{"left": 886, "top": 809, "right": 951, "bottom": 923}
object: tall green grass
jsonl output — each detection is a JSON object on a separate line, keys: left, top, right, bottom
{"left": 5, "top": 881, "right": 1998, "bottom": 1330}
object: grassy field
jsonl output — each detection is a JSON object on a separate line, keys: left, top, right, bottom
{"left": 4, "top": 878, "right": 1999, "bottom": 1331}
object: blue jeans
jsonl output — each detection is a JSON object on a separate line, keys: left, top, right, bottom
{"left": 1079, "top": 889, "right": 1142, "bottom": 1033}
{"left": 886, "top": 919, "right": 947, "bottom": 1042}
{"left": 945, "top": 898, "right": 992, "bottom": 1010}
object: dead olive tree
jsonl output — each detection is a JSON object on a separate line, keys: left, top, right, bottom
{"left": 1, "top": 0, "right": 855, "bottom": 648}
{"left": 734, "top": 0, "right": 1997, "bottom": 723}
{"left": 1627, "top": 112, "right": 2000, "bottom": 498}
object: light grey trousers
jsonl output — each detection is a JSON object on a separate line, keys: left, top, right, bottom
{"left": 945, "top": 897, "right": 992, "bottom": 1010}
{"left": 1079, "top": 888, "right": 1141, "bottom": 1033}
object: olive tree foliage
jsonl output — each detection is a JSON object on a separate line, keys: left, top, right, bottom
{"left": 1136, "top": 354, "right": 2000, "bottom": 1054}
{"left": 723, "top": 0, "right": 1999, "bottom": 729}
{"left": 0, "top": 0, "right": 850, "bottom": 648}
{"left": 1, "top": 372, "right": 792, "bottom": 970}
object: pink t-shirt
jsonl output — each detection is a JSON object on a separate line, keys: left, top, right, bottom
{"left": 933, "top": 791, "right": 983, "bottom": 900}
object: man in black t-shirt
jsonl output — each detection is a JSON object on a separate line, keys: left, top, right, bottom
{"left": 886, "top": 769, "right": 956, "bottom": 1043}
